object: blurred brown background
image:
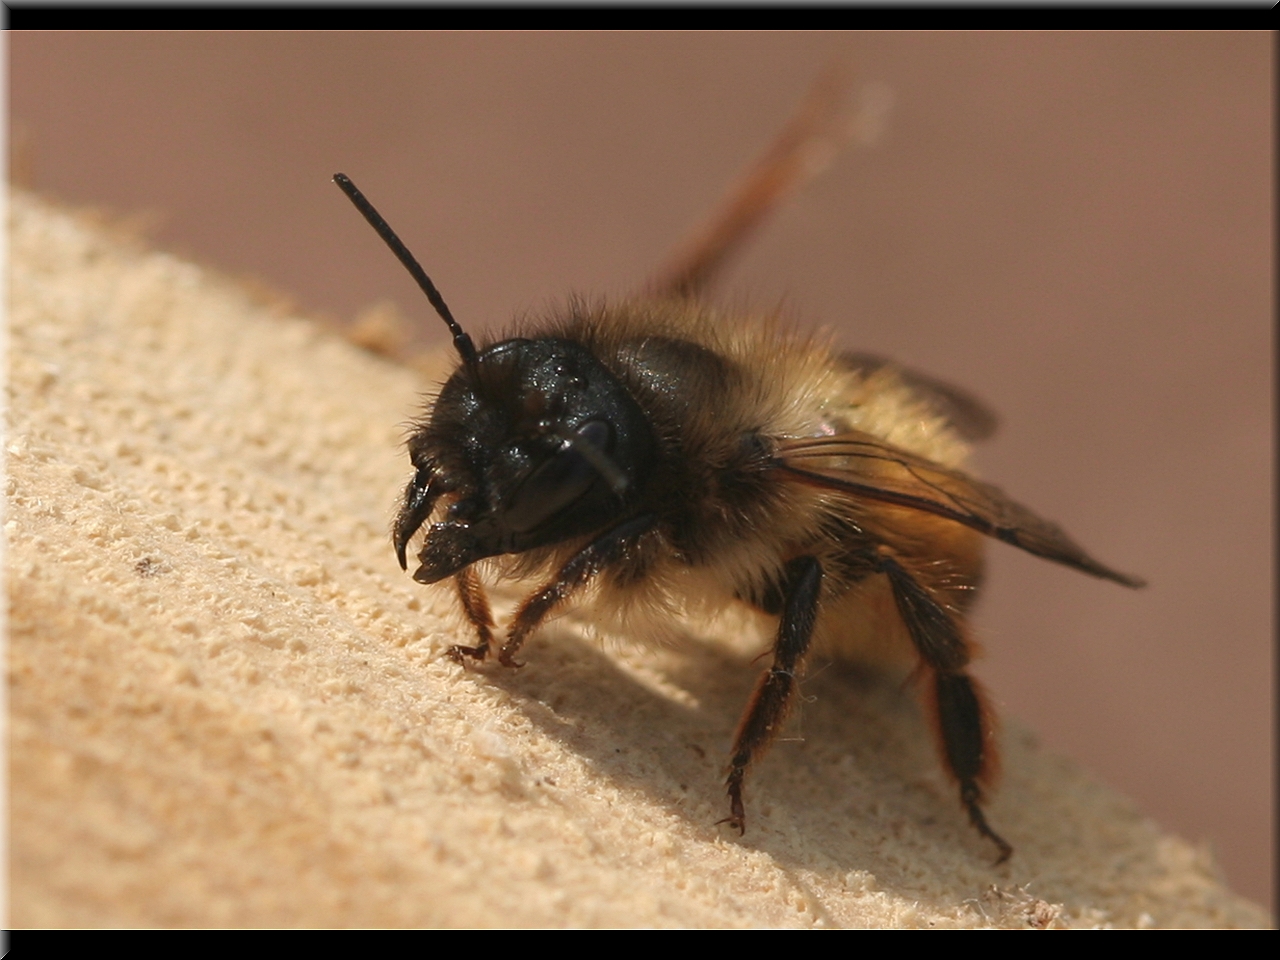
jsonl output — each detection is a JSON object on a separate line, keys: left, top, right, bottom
{"left": 9, "top": 32, "right": 1272, "bottom": 906}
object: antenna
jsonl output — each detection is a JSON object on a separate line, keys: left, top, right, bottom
{"left": 333, "top": 173, "right": 478, "bottom": 366}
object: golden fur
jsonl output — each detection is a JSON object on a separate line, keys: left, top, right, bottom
{"left": 470, "top": 297, "right": 984, "bottom": 668}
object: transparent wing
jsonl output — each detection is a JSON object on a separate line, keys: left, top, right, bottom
{"left": 649, "top": 64, "right": 860, "bottom": 300}
{"left": 838, "top": 351, "right": 1000, "bottom": 443}
{"left": 775, "top": 431, "right": 1145, "bottom": 588}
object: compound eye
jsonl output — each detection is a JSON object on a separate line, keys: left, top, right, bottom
{"left": 504, "top": 420, "right": 613, "bottom": 534}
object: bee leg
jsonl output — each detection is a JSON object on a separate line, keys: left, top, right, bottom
{"left": 722, "top": 555, "right": 823, "bottom": 835}
{"left": 446, "top": 566, "right": 495, "bottom": 664}
{"left": 497, "top": 514, "right": 656, "bottom": 669}
{"left": 935, "top": 671, "right": 1012, "bottom": 865}
{"left": 877, "top": 553, "right": 1012, "bottom": 864}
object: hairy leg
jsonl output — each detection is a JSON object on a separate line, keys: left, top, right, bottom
{"left": 724, "top": 555, "right": 824, "bottom": 834}
{"left": 498, "top": 514, "right": 656, "bottom": 668}
{"left": 878, "top": 551, "right": 1011, "bottom": 863}
{"left": 446, "top": 566, "right": 496, "bottom": 663}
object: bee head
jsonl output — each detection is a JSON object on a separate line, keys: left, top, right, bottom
{"left": 331, "top": 174, "right": 653, "bottom": 583}
{"left": 395, "top": 337, "right": 655, "bottom": 584}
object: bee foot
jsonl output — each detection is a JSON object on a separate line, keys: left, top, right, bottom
{"left": 719, "top": 781, "right": 747, "bottom": 836}
{"left": 715, "top": 814, "right": 746, "bottom": 836}
{"left": 446, "top": 644, "right": 488, "bottom": 665}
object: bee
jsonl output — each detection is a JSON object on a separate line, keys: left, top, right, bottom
{"left": 332, "top": 80, "right": 1142, "bottom": 864}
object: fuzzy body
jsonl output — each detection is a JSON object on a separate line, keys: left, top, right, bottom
{"left": 391, "top": 293, "right": 1142, "bottom": 861}
{"left": 337, "top": 144, "right": 1136, "bottom": 857}
{"left": 422, "top": 298, "right": 983, "bottom": 670}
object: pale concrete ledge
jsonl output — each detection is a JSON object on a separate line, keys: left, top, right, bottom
{"left": 6, "top": 192, "right": 1269, "bottom": 928}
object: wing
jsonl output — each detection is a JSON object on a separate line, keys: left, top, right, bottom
{"left": 648, "top": 65, "right": 857, "bottom": 300}
{"left": 838, "top": 351, "right": 999, "bottom": 443}
{"left": 774, "top": 431, "right": 1145, "bottom": 588}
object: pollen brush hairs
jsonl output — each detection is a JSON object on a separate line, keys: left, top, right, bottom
{"left": 332, "top": 76, "right": 1143, "bottom": 865}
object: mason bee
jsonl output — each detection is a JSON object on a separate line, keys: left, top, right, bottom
{"left": 332, "top": 81, "right": 1142, "bottom": 864}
